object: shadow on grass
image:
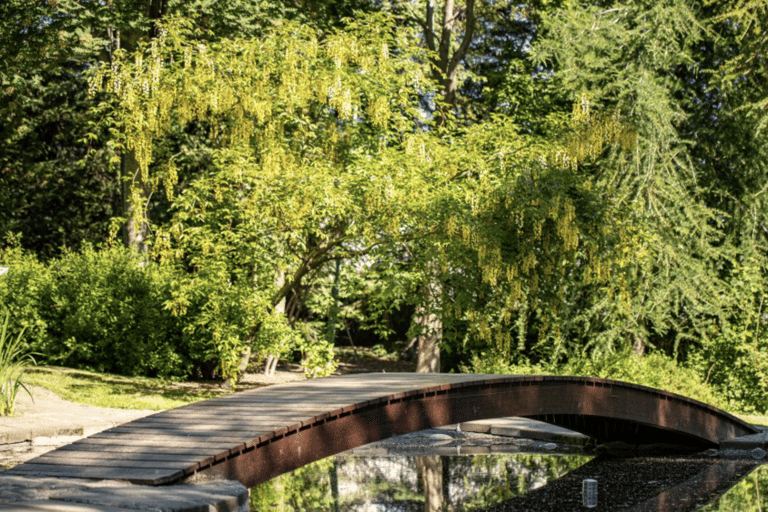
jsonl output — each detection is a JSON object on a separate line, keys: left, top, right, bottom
{"left": 24, "top": 366, "right": 238, "bottom": 407}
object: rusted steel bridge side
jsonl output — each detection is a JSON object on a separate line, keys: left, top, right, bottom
{"left": 205, "top": 375, "right": 756, "bottom": 487}
{"left": 6, "top": 374, "right": 756, "bottom": 488}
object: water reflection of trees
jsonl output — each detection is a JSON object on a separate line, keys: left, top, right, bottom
{"left": 249, "top": 453, "right": 589, "bottom": 511}
{"left": 249, "top": 453, "right": 768, "bottom": 511}
{"left": 698, "top": 464, "right": 768, "bottom": 512}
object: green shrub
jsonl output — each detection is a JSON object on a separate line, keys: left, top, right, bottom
{"left": 254, "top": 311, "right": 301, "bottom": 364}
{"left": 0, "top": 244, "right": 55, "bottom": 353}
{"left": 468, "top": 348, "right": 729, "bottom": 412}
{"left": 688, "top": 319, "right": 768, "bottom": 415}
{"left": 167, "top": 268, "right": 263, "bottom": 384}
{"left": 293, "top": 322, "right": 338, "bottom": 378}
{"left": 43, "top": 244, "right": 189, "bottom": 378}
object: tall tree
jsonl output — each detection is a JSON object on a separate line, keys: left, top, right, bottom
{"left": 515, "top": 0, "right": 768, "bottom": 401}
{"left": 0, "top": 0, "right": 383, "bottom": 256}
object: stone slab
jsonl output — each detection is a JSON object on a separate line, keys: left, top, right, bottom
{"left": 0, "top": 501, "right": 137, "bottom": 512}
{"left": 459, "top": 417, "right": 588, "bottom": 445}
{"left": 0, "top": 386, "right": 156, "bottom": 447}
{"left": 720, "top": 430, "right": 768, "bottom": 450}
{"left": 0, "top": 428, "right": 85, "bottom": 446}
{"left": 0, "top": 475, "right": 248, "bottom": 512}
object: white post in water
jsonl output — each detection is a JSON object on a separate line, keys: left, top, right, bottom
{"left": 582, "top": 479, "right": 598, "bottom": 508}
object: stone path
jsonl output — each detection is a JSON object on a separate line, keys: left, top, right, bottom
{"left": 0, "top": 387, "right": 156, "bottom": 468}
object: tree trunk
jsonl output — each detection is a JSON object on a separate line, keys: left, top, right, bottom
{"left": 423, "top": 0, "right": 477, "bottom": 125}
{"left": 411, "top": 279, "right": 442, "bottom": 373}
{"left": 632, "top": 335, "right": 646, "bottom": 356}
{"left": 121, "top": 150, "right": 150, "bottom": 251}
{"left": 417, "top": 455, "right": 445, "bottom": 512}
{"left": 413, "top": 302, "right": 441, "bottom": 373}
{"left": 237, "top": 346, "right": 251, "bottom": 375}
{"left": 264, "top": 269, "right": 287, "bottom": 377}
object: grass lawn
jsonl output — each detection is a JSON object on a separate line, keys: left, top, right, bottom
{"left": 23, "top": 366, "right": 232, "bottom": 410}
{"left": 736, "top": 414, "right": 768, "bottom": 428}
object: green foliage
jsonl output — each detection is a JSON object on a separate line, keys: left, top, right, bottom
{"left": 700, "top": 464, "right": 768, "bottom": 511}
{"left": 0, "top": 0, "right": 379, "bottom": 258}
{"left": 687, "top": 252, "right": 768, "bottom": 414}
{"left": 292, "top": 322, "right": 338, "bottom": 378}
{"left": 468, "top": 349, "right": 730, "bottom": 412}
{"left": 250, "top": 458, "right": 335, "bottom": 512}
{"left": 0, "top": 312, "right": 36, "bottom": 416}
{"left": 510, "top": 0, "right": 768, "bottom": 377}
{"left": 253, "top": 311, "right": 301, "bottom": 365}
{"left": 0, "top": 243, "right": 191, "bottom": 379}
{"left": 0, "top": 241, "right": 55, "bottom": 349}
{"left": 168, "top": 266, "right": 262, "bottom": 384}
{"left": 43, "top": 244, "right": 188, "bottom": 378}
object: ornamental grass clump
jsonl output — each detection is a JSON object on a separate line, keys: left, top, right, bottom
{"left": 0, "top": 313, "right": 36, "bottom": 416}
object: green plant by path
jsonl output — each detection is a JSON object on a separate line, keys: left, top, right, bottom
{"left": 0, "top": 312, "right": 36, "bottom": 415}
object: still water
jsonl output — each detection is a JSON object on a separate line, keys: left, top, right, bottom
{"left": 250, "top": 452, "right": 765, "bottom": 511}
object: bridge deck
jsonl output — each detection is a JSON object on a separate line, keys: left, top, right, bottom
{"left": 6, "top": 373, "right": 757, "bottom": 487}
{"left": 6, "top": 374, "right": 480, "bottom": 484}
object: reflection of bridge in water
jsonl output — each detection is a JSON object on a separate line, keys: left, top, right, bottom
{"left": 6, "top": 373, "right": 758, "bottom": 487}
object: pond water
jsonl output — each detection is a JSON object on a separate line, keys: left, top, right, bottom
{"left": 250, "top": 451, "right": 765, "bottom": 511}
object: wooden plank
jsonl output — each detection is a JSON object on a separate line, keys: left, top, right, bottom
{"left": 102, "top": 427, "right": 274, "bottom": 437}
{"left": 26, "top": 456, "right": 197, "bottom": 470}
{"left": 153, "top": 407, "right": 324, "bottom": 416}
{"left": 34, "top": 450, "right": 205, "bottom": 463}
{"left": 115, "top": 418, "right": 271, "bottom": 427}
{"left": 54, "top": 443, "right": 227, "bottom": 456}
{"left": 189, "top": 395, "right": 363, "bottom": 402}
{"left": 139, "top": 412, "right": 318, "bottom": 422}
{"left": 90, "top": 428, "right": 256, "bottom": 439}
{"left": 6, "top": 464, "right": 182, "bottom": 482}
{"left": 71, "top": 437, "right": 243, "bottom": 449}
{"left": 136, "top": 409, "right": 312, "bottom": 416}
{"left": 111, "top": 423, "right": 294, "bottom": 434}
{"left": 86, "top": 433, "right": 254, "bottom": 443}
{"left": 101, "top": 426, "right": 285, "bottom": 437}
{"left": 116, "top": 417, "right": 297, "bottom": 425}
{"left": 104, "top": 425, "right": 263, "bottom": 434}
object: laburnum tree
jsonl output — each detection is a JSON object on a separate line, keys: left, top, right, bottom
{"left": 89, "top": 14, "right": 437, "bottom": 381}
{"left": 90, "top": 12, "right": 635, "bottom": 382}
{"left": 0, "top": 0, "right": 380, "bottom": 257}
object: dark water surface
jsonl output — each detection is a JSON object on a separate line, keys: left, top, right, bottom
{"left": 250, "top": 452, "right": 765, "bottom": 511}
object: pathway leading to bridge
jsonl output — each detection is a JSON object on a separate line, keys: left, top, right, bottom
{"left": 5, "top": 373, "right": 758, "bottom": 488}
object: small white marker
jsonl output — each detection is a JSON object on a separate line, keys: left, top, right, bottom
{"left": 583, "top": 479, "right": 598, "bottom": 508}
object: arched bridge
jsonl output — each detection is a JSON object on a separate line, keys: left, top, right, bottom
{"left": 7, "top": 373, "right": 757, "bottom": 487}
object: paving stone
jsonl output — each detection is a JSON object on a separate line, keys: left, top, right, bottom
{"left": 0, "top": 475, "right": 248, "bottom": 512}
{"left": 0, "top": 500, "right": 138, "bottom": 511}
{"left": 460, "top": 417, "right": 588, "bottom": 445}
{"left": 720, "top": 431, "right": 768, "bottom": 450}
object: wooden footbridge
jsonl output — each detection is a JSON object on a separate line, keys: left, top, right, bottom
{"left": 6, "top": 373, "right": 757, "bottom": 487}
